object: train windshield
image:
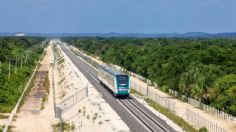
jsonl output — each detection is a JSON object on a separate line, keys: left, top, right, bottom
{"left": 117, "top": 75, "right": 129, "bottom": 87}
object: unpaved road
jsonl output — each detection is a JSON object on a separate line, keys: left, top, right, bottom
{"left": 12, "top": 45, "right": 56, "bottom": 132}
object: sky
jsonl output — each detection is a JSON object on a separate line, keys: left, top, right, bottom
{"left": 0, "top": 0, "right": 236, "bottom": 34}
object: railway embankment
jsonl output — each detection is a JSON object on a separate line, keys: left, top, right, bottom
{"left": 52, "top": 43, "right": 129, "bottom": 132}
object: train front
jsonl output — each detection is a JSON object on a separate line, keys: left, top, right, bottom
{"left": 116, "top": 74, "right": 130, "bottom": 97}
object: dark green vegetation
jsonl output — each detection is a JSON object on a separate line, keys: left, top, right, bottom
{"left": 199, "top": 127, "right": 208, "bottom": 132}
{"left": 0, "top": 37, "right": 45, "bottom": 112}
{"left": 64, "top": 37, "right": 236, "bottom": 116}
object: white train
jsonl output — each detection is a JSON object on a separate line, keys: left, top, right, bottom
{"left": 98, "top": 66, "right": 130, "bottom": 97}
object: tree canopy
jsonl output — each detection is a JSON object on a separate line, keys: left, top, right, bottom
{"left": 0, "top": 37, "right": 45, "bottom": 112}
{"left": 63, "top": 37, "right": 236, "bottom": 116}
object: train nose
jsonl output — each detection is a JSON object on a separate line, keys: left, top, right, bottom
{"left": 118, "top": 89, "right": 129, "bottom": 95}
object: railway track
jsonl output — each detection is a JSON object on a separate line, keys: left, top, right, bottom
{"left": 119, "top": 98, "right": 168, "bottom": 132}
{"left": 60, "top": 43, "right": 175, "bottom": 132}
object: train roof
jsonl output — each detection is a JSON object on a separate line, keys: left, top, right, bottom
{"left": 99, "top": 65, "right": 127, "bottom": 76}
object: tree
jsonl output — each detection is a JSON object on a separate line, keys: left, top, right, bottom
{"left": 211, "top": 74, "right": 236, "bottom": 114}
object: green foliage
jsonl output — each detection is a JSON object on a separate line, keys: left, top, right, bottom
{"left": 211, "top": 74, "right": 236, "bottom": 115}
{"left": 63, "top": 37, "right": 236, "bottom": 116}
{"left": 0, "top": 37, "right": 45, "bottom": 112}
{"left": 199, "top": 127, "right": 208, "bottom": 132}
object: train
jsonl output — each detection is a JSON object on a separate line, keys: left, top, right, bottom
{"left": 98, "top": 66, "right": 130, "bottom": 97}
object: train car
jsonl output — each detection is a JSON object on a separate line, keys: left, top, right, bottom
{"left": 98, "top": 66, "right": 130, "bottom": 97}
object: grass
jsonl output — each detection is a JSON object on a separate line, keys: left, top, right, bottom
{"left": 41, "top": 73, "right": 50, "bottom": 110}
{"left": 0, "top": 125, "right": 3, "bottom": 132}
{"left": 44, "top": 73, "right": 50, "bottom": 94}
{"left": 0, "top": 114, "right": 8, "bottom": 119}
{"left": 78, "top": 109, "right": 81, "bottom": 113}
{"left": 58, "top": 77, "right": 65, "bottom": 85}
{"left": 52, "top": 122, "right": 75, "bottom": 132}
{"left": 92, "top": 112, "right": 98, "bottom": 121}
{"left": 199, "top": 127, "right": 208, "bottom": 132}
{"left": 59, "top": 92, "right": 66, "bottom": 99}
{"left": 58, "top": 58, "right": 65, "bottom": 65}
{"left": 144, "top": 98, "right": 197, "bottom": 132}
{"left": 130, "top": 88, "right": 144, "bottom": 96}
{"left": 98, "top": 121, "right": 103, "bottom": 125}
{"left": 8, "top": 125, "right": 14, "bottom": 132}
{"left": 1, "top": 125, "right": 14, "bottom": 132}
{"left": 131, "top": 88, "right": 197, "bottom": 132}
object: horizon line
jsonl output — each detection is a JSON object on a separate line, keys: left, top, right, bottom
{"left": 1, "top": 32, "right": 236, "bottom": 35}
